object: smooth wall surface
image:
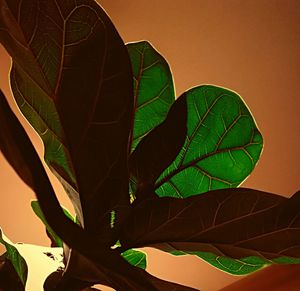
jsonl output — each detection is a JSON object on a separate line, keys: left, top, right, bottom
{"left": 0, "top": 1, "right": 300, "bottom": 290}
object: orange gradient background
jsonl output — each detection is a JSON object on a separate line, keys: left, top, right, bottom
{"left": 0, "top": 0, "right": 300, "bottom": 290}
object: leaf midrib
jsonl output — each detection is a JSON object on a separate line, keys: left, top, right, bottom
{"left": 155, "top": 140, "right": 261, "bottom": 189}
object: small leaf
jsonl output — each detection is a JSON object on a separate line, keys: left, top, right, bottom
{"left": 129, "top": 95, "right": 187, "bottom": 200}
{"left": 122, "top": 249, "right": 147, "bottom": 269}
{"left": 127, "top": 41, "right": 175, "bottom": 150}
{"left": 119, "top": 188, "right": 300, "bottom": 275}
{"left": 155, "top": 85, "right": 263, "bottom": 198}
{"left": 0, "top": 228, "right": 28, "bottom": 286}
{"left": 31, "top": 200, "right": 75, "bottom": 247}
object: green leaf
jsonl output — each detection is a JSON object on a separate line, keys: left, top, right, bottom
{"left": 167, "top": 248, "right": 269, "bottom": 275}
{"left": 119, "top": 188, "right": 300, "bottom": 275}
{"left": 155, "top": 85, "right": 263, "bottom": 198}
{"left": 122, "top": 249, "right": 147, "bottom": 270}
{"left": 31, "top": 200, "right": 75, "bottom": 247}
{"left": 0, "top": 228, "right": 28, "bottom": 286}
{"left": 127, "top": 41, "right": 175, "bottom": 151}
{"left": 129, "top": 95, "right": 187, "bottom": 201}
{"left": 0, "top": 0, "right": 134, "bottom": 241}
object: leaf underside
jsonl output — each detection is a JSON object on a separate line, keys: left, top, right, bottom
{"left": 0, "top": 0, "right": 134, "bottom": 242}
{"left": 119, "top": 188, "right": 300, "bottom": 275}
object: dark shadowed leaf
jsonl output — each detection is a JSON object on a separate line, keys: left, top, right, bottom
{"left": 0, "top": 229, "right": 27, "bottom": 286}
{"left": 129, "top": 95, "right": 187, "bottom": 201}
{"left": 0, "top": 88, "right": 100, "bottom": 254}
{"left": 119, "top": 188, "right": 300, "bottom": 275}
{"left": 121, "top": 249, "right": 147, "bottom": 269}
{"left": 155, "top": 85, "right": 263, "bottom": 198}
{"left": 47, "top": 249, "right": 196, "bottom": 291}
{"left": 31, "top": 200, "right": 75, "bottom": 247}
{"left": 0, "top": 88, "right": 133, "bottom": 291}
{"left": 0, "top": 254, "right": 24, "bottom": 291}
{"left": 0, "top": 89, "right": 194, "bottom": 291}
{"left": 127, "top": 41, "right": 175, "bottom": 151}
{"left": 0, "top": 0, "right": 134, "bottom": 241}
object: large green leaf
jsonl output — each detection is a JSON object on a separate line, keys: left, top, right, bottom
{"left": 121, "top": 249, "right": 147, "bottom": 270}
{"left": 155, "top": 85, "right": 263, "bottom": 198}
{"left": 0, "top": 0, "right": 134, "bottom": 240}
{"left": 119, "top": 188, "right": 300, "bottom": 275}
{"left": 127, "top": 41, "right": 175, "bottom": 150}
{"left": 31, "top": 200, "right": 75, "bottom": 247}
{"left": 0, "top": 228, "right": 28, "bottom": 286}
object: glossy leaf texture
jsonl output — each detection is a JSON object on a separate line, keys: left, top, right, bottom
{"left": 121, "top": 249, "right": 147, "bottom": 270}
{"left": 119, "top": 188, "right": 300, "bottom": 275}
{"left": 155, "top": 85, "right": 263, "bottom": 198}
{"left": 0, "top": 228, "right": 28, "bottom": 286}
{"left": 0, "top": 0, "right": 134, "bottom": 239}
{"left": 127, "top": 41, "right": 175, "bottom": 150}
{"left": 31, "top": 200, "right": 75, "bottom": 247}
{"left": 129, "top": 94, "right": 187, "bottom": 201}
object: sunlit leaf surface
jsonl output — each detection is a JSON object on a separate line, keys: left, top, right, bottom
{"left": 155, "top": 85, "right": 263, "bottom": 198}
{"left": 127, "top": 41, "right": 175, "bottom": 150}
{"left": 121, "top": 249, "right": 147, "bottom": 270}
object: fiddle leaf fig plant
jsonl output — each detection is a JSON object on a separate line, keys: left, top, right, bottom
{"left": 0, "top": 0, "right": 299, "bottom": 290}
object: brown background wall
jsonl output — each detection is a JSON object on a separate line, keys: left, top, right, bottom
{"left": 0, "top": 0, "right": 300, "bottom": 290}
